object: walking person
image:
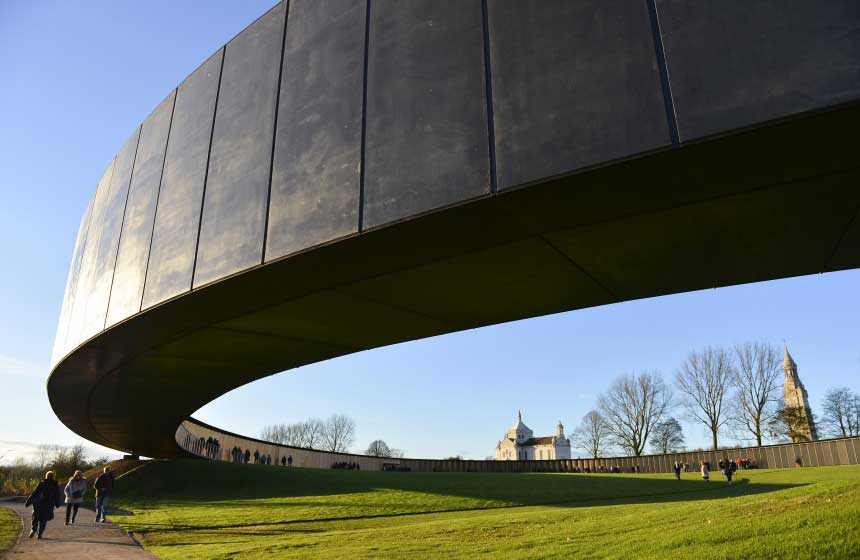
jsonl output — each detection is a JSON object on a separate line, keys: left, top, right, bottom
{"left": 700, "top": 460, "right": 710, "bottom": 482}
{"left": 725, "top": 458, "right": 737, "bottom": 487}
{"left": 673, "top": 461, "right": 682, "bottom": 480}
{"left": 94, "top": 466, "right": 115, "bottom": 523}
{"left": 24, "top": 471, "right": 62, "bottom": 539}
{"left": 64, "top": 470, "right": 87, "bottom": 524}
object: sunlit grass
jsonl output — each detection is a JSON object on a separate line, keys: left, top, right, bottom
{"left": 0, "top": 506, "right": 19, "bottom": 552}
{"left": 112, "top": 460, "right": 860, "bottom": 559}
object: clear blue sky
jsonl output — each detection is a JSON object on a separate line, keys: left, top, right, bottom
{"left": 1, "top": 0, "right": 858, "bottom": 463}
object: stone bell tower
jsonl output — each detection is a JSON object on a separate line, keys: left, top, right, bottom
{"left": 783, "top": 346, "right": 818, "bottom": 441}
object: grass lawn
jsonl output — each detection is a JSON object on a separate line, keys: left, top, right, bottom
{"left": 111, "top": 460, "right": 860, "bottom": 559}
{"left": 0, "top": 506, "right": 20, "bottom": 552}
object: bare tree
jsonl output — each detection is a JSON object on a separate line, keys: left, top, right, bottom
{"left": 321, "top": 414, "right": 355, "bottom": 453}
{"left": 299, "top": 418, "right": 325, "bottom": 449}
{"left": 260, "top": 418, "right": 326, "bottom": 449}
{"left": 365, "top": 439, "right": 403, "bottom": 458}
{"left": 675, "top": 347, "right": 733, "bottom": 451}
{"left": 731, "top": 342, "right": 782, "bottom": 446}
{"left": 820, "top": 387, "right": 860, "bottom": 438}
{"left": 366, "top": 440, "right": 390, "bottom": 457}
{"left": 650, "top": 418, "right": 685, "bottom": 454}
{"left": 571, "top": 410, "right": 612, "bottom": 459}
{"left": 598, "top": 371, "right": 672, "bottom": 456}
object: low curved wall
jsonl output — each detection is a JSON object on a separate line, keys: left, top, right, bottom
{"left": 178, "top": 418, "right": 401, "bottom": 471}
{"left": 179, "top": 418, "right": 860, "bottom": 473}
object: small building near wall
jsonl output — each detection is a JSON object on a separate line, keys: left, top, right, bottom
{"left": 494, "top": 411, "right": 571, "bottom": 461}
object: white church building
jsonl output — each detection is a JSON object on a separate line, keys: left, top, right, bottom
{"left": 495, "top": 411, "right": 571, "bottom": 461}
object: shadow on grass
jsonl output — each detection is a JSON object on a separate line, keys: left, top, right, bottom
{"left": 122, "top": 475, "right": 803, "bottom": 533}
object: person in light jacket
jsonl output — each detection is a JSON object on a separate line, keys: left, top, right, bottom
{"left": 64, "top": 470, "right": 87, "bottom": 524}
{"left": 700, "top": 461, "right": 710, "bottom": 482}
{"left": 25, "top": 471, "right": 62, "bottom": 539}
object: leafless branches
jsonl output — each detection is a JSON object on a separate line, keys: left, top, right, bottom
{"left": 650, "top": 417, "right": 685, "bottom": 454}
{"left": 820, "top": 387, "right": 860, "bottom": 438}
{"left": 260, "top": 418, "right": 325, "bottom": 449}
{"left": 571, "top": 410, "right": 612, "bottom": 459}
{"left": 365, "top": 439, "right": 404, "bottom": 458}
{"left": 598, "top": 371, "right": 671, "bottom": 456}
{"left": 320, "top": 414, "right": 356, "bottom": 453}
{"left": 731, "top": 342, "right": 781, "bottom": 446}
{"left": 675, "top": 347, "right": 733, "bottom": 450}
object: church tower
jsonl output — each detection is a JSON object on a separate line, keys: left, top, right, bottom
{"left": 782, "top": 346, "right": 818, "bottom": 441}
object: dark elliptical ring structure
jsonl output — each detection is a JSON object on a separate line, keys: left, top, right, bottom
{"left": 48, "top": 1, "right": 860, "bottom": 460}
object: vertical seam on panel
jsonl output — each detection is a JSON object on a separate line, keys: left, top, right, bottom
{"left": 262, "top": 0, "right": 290, "bottom": 264}
{"left": 481, "top": 0, "right": 498, "bottom": 193}
{"left": 58, "top": 196, "right": 97, "bottom": 357}
{"left": 65, "top": 160, "right": 114, "bottom": 351}
{"left": 139, "top": 90, "right": 178, "bottom": 312}
{"left": 646, "top": 0, "right": 680, "bottom": 146}
{"left": 358, "top": 0, "right": 372, "bottom": 232}
{"left": 191, "top": 47, "right": 226, "bottom": 289}
{"left": 103, "top": 129, "right": 142, "bottom": 330}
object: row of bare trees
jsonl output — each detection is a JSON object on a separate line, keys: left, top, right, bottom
{"left": 260, "top": 414, "right": 356, "bottom": 453}
{"left": 571, "top": 342, "right": 858, "bottom": 458}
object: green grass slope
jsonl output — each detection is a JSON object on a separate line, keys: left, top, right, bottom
{"left": 0, "top": 506, "right": 20, "bottom": 552}
{"left": 110, "top": 460, "right": 860, "bottom": 559}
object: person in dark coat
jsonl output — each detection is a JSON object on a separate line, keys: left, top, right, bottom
{"left": 25, "top": 471, "right": 62, "bottom": 539}
{"left": 673, "top": 461, "right": 682, "bottom": 480}
{"left": 94, "top": 466, "right": 115, "bottom": 523}
{"left": 244, "top": 449, "right": 251, "bottom": 464}
{"left": 287, "top": 455, "right": 292, "bottom": 467}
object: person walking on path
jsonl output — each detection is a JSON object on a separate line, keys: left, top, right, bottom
{"left": 673, "top": 461, "right": 682, "bottom": 480}
{"left": 94, "top": 466, "right": 115, "bottom": 523}
{"left": 700, "top": 461, "right": 710, "bottom": 482}
{"left": 24, "top": 470, "right": 62, "bottom": 539}
{"left": 64, "top": 470, "right": 87, "bottom": 524}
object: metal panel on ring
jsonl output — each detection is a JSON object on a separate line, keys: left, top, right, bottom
{"left": 363, "top": 0, "right": 490, "bottom": 228}
{"left": 194, "top": 2, "right": 287, "bottom": 287}
{"left": 107, "top": 91, "right": 176, "bottom": 326}
{"left": 143, "top": 49, "right": 223, "bottom": 309}
{"left": 266, "top": 0, "right": 365, "bottom": 261}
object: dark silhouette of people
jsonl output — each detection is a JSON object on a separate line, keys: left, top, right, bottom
{"left": 25, "top": 471, "right": 62, "bottom": 539}
{"left": 253, "top": 450, "right": 260, "bottom": 464}
{"left": 287, "top": 455, "right": 293, "bottom": 467}
{"left": 281, "top": 456, "right": 286, "bottom": 466}
{"left": 673, "top": 461, "right": 682, "bottom": 480}
{"left": 244, "top": 449, "right": 251, "bottom": 464}
{"left": 266, "top": 455, "right": 272, "bottom": 465}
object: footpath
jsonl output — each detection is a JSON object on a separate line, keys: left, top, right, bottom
{"left": 1, "top": 499, "right": 156, "bottom": 559}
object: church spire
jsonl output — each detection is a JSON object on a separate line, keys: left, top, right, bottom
{"left": 783, "top": 344, "right": 797, "bottom": 372}
{"left": 782, "top": 346, "right": 818, "bottom": 441}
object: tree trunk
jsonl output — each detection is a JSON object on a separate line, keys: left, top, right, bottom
{"left": 712, "top": 430, "right": 718, "bottom": 451}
